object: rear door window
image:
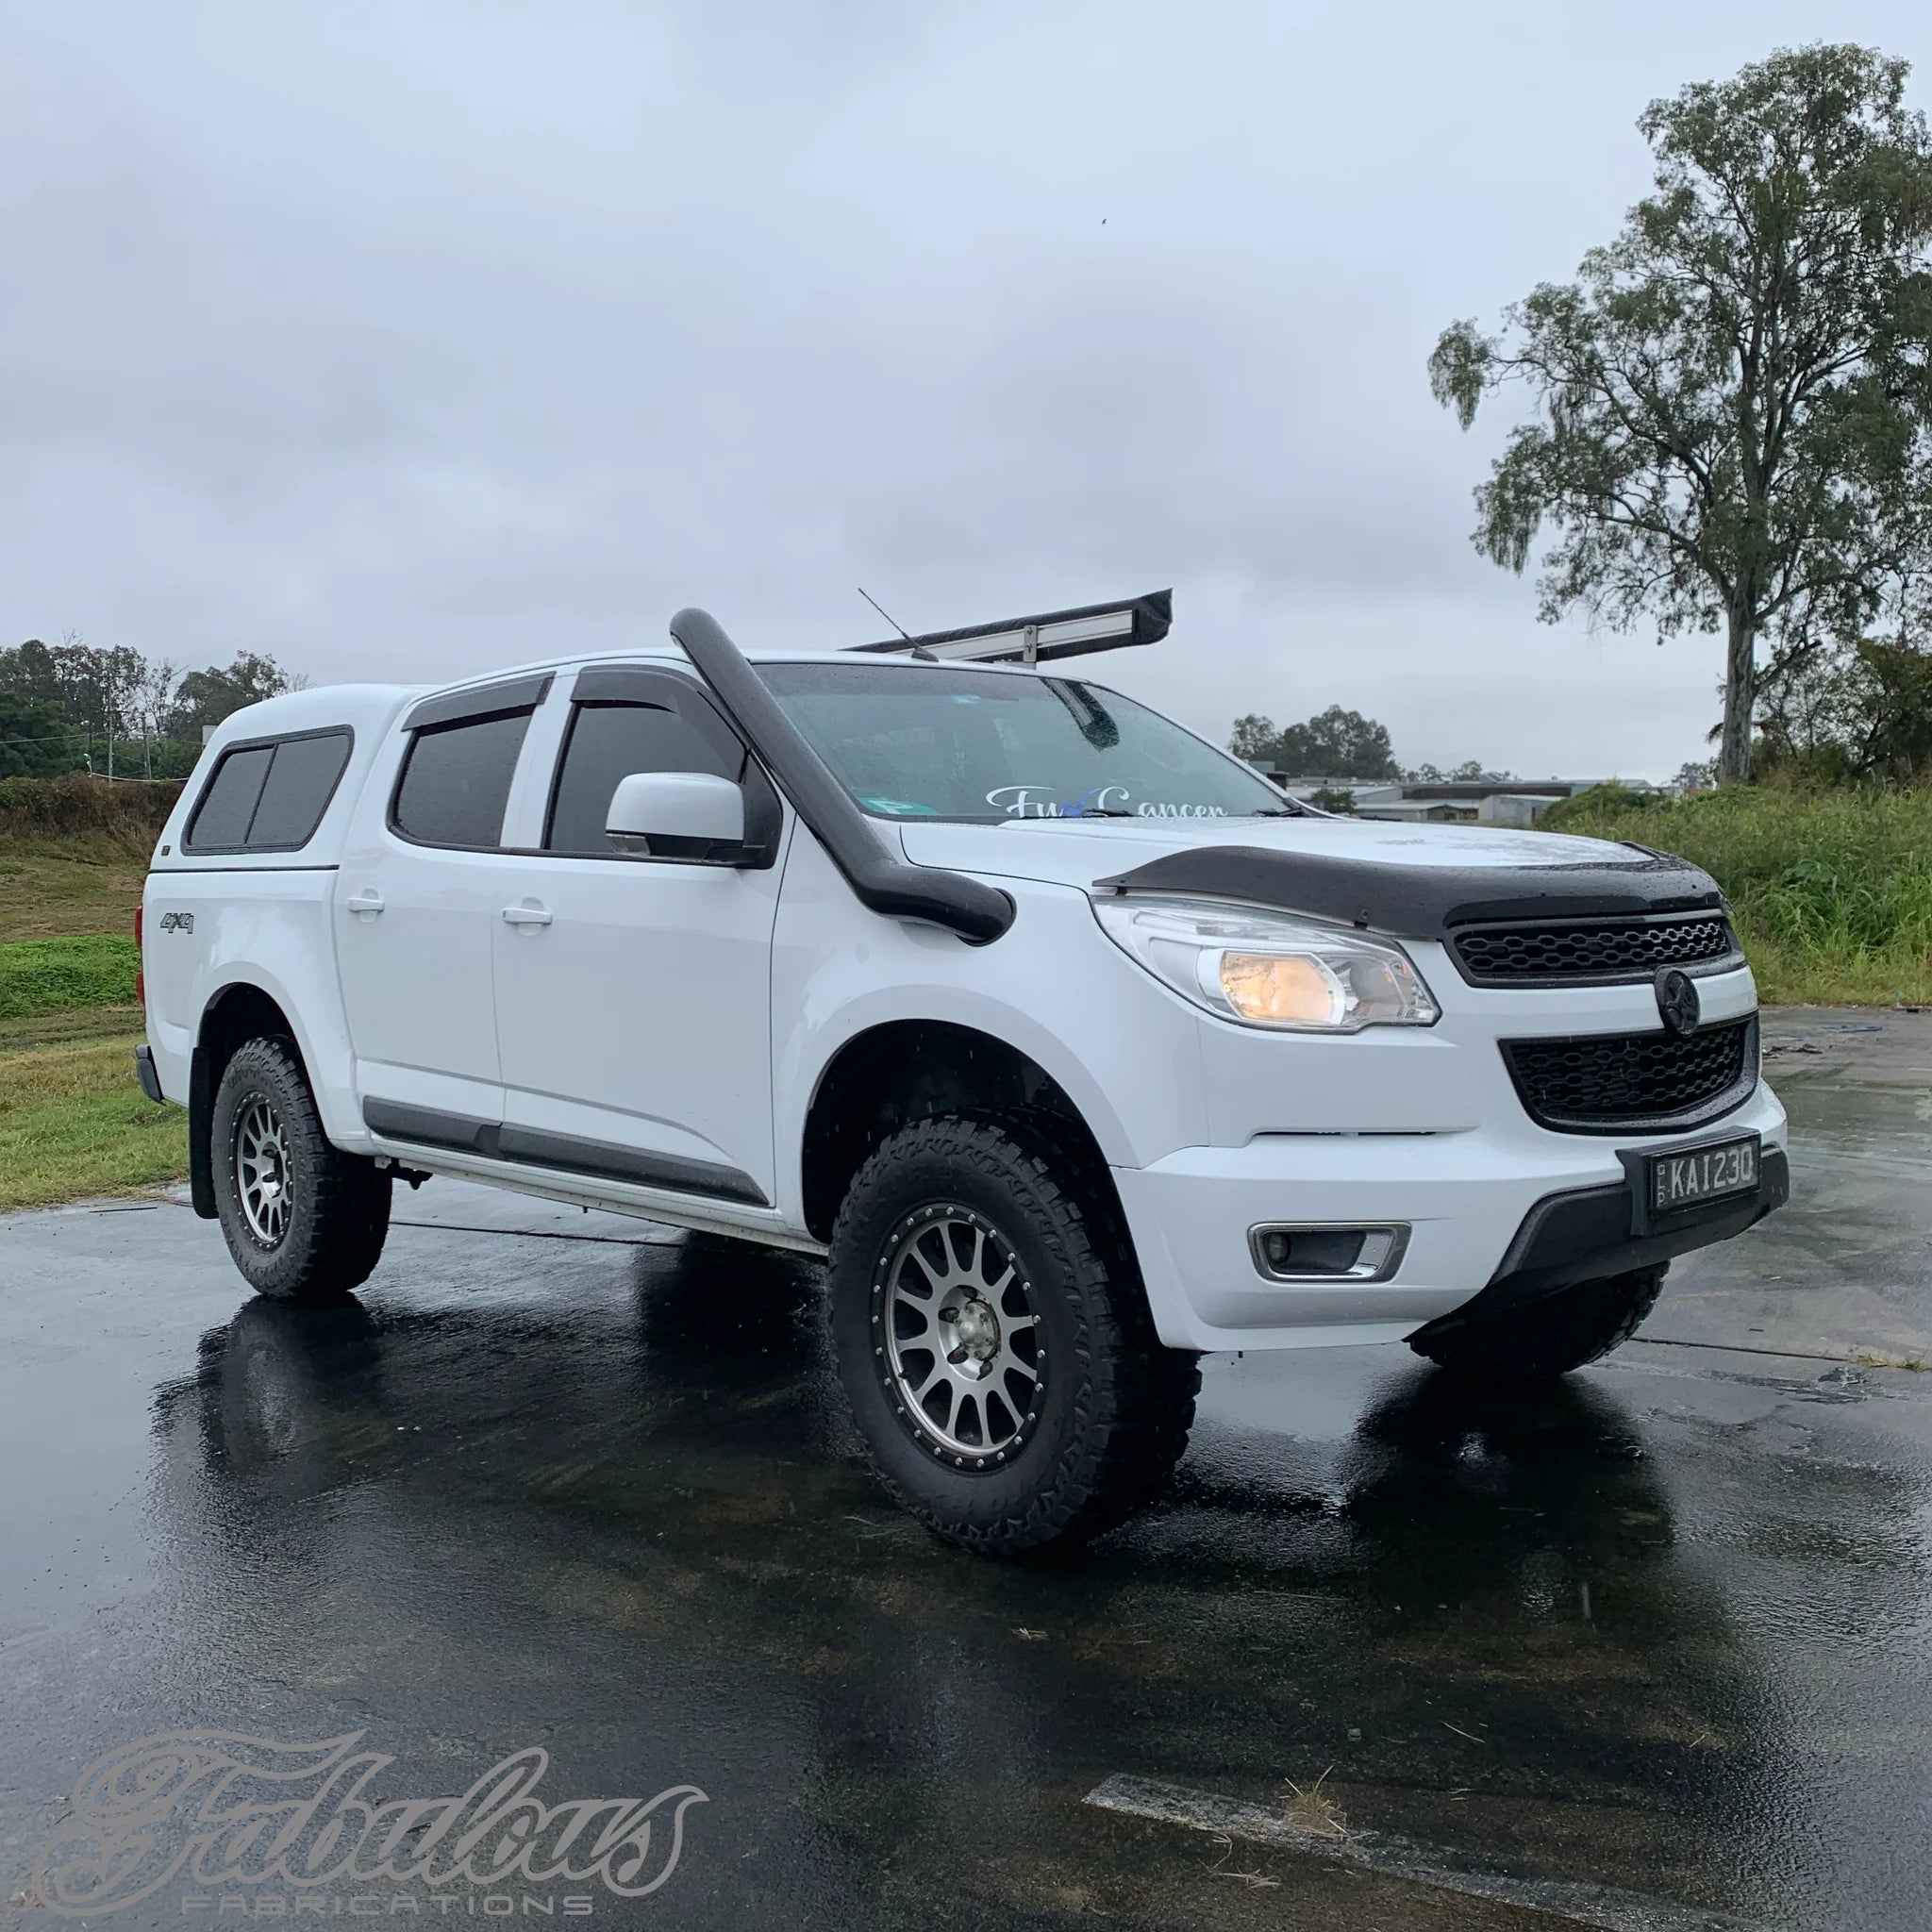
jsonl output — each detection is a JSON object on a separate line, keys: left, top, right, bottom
{"left": 184, "top": 731, "right": 352, "bottom": 853}
{"left": 392, "top": 711, "right": 532, "bottom": 849}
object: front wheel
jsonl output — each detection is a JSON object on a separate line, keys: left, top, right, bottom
{"left": 211, "top": 1037, "right": 392, "bottom": 1301}
{"left": 1408, "top": 1267, "right": 1665, "bottom": 1380}
{"left": 828, "top": 1112, "right": 1198, "bottom": 1556}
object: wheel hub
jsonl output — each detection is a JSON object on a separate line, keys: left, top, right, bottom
{"left": 877, "top": 1207, "right": 1042, "bottom": 1465}
{"left": 943, "top": 1294, "right": 1001, "bottom": 1370}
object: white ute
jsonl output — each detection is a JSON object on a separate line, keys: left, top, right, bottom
{"left": 138, "top": 594, "right": 1789, "bottom": 1553}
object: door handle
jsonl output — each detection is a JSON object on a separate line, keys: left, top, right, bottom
{"left": 345, "top": 890, "right": 385, "bottom": 917}
{"left": 502, "top": 904, "right": 553, "bottom": 927}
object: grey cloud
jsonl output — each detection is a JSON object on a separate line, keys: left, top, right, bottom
{"left": 3, "top": 0, "right": 1925, "bottom": 776}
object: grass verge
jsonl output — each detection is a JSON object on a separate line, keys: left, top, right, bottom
{"left": 0, "top": 1005, "right": 187, "bottom": 1212}
{"left": 0, "top": 839, "right": 147, "bottom": 942}
{"left": 1541, "top": 786, "right": 1932, "bottom": 1006}
{"left": 0, "top": 933, "right": 141, "bottom": 1019}
{"left": 1, "top": 1012, "right": 187, "bottom": 1205}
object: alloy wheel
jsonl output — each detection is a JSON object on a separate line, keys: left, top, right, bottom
{"left": 235, "top": 1095, "right": 293, "bottom": 1246}
{"left": 878, "top": 1205, "right": 1042, "bottom": 1465}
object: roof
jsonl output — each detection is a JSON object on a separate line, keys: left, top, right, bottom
{"left": 200, "top": 681, "right": 427, "bottom": 745}
{"left": 205, "top": 643, "right": 1084, "bottom": 744}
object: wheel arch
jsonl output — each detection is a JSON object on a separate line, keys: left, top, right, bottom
{"left": 797, "top": 1018, "right": 1128, "bottom": 1250}
{"left": 189, "top": 981, "right": 309, "bottom": 1219}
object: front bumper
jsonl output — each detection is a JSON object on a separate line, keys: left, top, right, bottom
{"left": 1407, "top": 1146, "right": 1788, "bottom": 1355}
{"left": 1112, "top": 1080, "right": 1788, "bottom": 1352}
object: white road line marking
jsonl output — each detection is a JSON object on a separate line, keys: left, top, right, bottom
{"left": 1085, "top": 1774, "right": 1793, "bottom": 1932}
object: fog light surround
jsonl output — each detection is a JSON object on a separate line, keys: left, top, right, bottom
{"left": 1248, "top": 1223, "right": 1410, "bottom": 1283}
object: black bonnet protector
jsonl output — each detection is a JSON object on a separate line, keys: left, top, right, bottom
{"left": 1091, "top": 842, "right": 1724, "bottom": 940}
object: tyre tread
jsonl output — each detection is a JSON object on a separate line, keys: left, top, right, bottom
{"left": 829, "top": 1110, "right": 1197, "bottom": 1555}
{"left": 212, "top": 1037, "right": 391, "bottom": 1300}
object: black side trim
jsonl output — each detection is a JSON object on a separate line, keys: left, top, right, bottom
{"left": 668, "top": 608, "right": 1015, "bottom": 944}
{"left": 189, "top": 1045, "right": 216, "bottom": 1218}
{"left": 134, "top": 1044, "right": 164, "bottom": 1104}
{"left": 1412, "top": 1147, "right": 1790, "bottom": 1343}
{"left": 363, "top": 1098, "right": 498, "bottom": 1155}
{"left": 403, "top": 673, "right": 554, "bottom": 734}
{"left": 360, "top": 1099, "right": 769, "bottom": 1207}
{"left": 494, "top": 1124, "right": 768, "bottom": 1205}
{"left": 1091, "top": 842, "right": 1724, "bottom": 941}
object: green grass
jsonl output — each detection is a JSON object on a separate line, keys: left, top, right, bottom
{"left": 0, "top": 932, "right": 141, "bottom": 1020}
{"left": 0, "top": 1005, "right": 186, "bottom": 1212}
{"left": 1541, "top": 785, "right": 1932, "bottom": 1006}
{"left": 0, "top": 837, "right": 148, "bottom": 941}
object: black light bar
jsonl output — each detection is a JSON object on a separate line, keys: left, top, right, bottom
{"left": 846, "top": 589, "right": 1173, "bottom": 664}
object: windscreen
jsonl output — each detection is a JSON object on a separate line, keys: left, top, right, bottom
{"left": 757, "top": 662, "right": 1291, "bottom": 823}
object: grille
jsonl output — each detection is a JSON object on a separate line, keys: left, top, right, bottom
{"left": 1501, "top": 1018, "right": 1757, "bottom": 1133}
{"left": 1451, "top": 912, "right": 1736, "bottom": 985}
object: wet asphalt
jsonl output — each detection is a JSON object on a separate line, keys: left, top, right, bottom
{"left": 3, "top": 1011, "right": 1931, "bottom": 1931}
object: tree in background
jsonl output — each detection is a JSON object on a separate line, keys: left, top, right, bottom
{"left": 1430, "top": 43, "right": 1932, "bottom": 785}
{"left": 167, "top": 652, "right": 302, "bottom": 738}
{"left": 0, "top": 641, "right": 304, "bottom": 777}
{"left": 1403, "top": 759, "right": 1516, "bottom": 784}
{"left": 122, "top": 656, "right": 181, "bottom": 778}
{"left": 0, "top": 692, "right": 83, "bottom": 777}
{"left": 0, "top": 635, "right": 146, "bottom": 769}
{"left": 0, "top": 640, "right": 62, "bottom": 707}
{"left": 1753, "top": 619, "right": 1932, "bottom": 782}
{"left": 1228, "top": 705, "right": 1402, "bottom": 779}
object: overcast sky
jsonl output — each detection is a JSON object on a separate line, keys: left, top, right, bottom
{"left": 4, "top": 1, "right": 1927, "bottom": 778}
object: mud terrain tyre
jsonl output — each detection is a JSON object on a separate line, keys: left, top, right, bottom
{"left": 828, "top": 1111, "right": 1199, "bottom": 1555}
{"left": 211, "top": 1036, "right": 391, "bottom": 1301}
{"left": 1408, "top": 1266, "right": 1664, "bottom": 1380}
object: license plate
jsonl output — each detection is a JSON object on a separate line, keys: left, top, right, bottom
{"left": 1646, "top": 1134, "right": 1759, "bottom": 1216}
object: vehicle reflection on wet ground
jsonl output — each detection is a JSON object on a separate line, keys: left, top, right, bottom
{"left": 4, "top": 1013, "right": 1932, "bottom": 1930}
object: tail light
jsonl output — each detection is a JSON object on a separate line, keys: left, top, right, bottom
{"left": 135, "top": 905, "right": 145, "bottom": 1009}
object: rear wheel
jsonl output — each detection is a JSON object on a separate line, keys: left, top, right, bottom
{"left": 211, "top": 1037, "right": 391, "bottom": 1300}
{"left": 828, "top": 1111, "right": 1198, "bottom": 1555}
{"left": 1408, "top": 1267, "right": 1664, "bottom": 1381}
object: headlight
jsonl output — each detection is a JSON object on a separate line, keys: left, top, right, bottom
{"left": 1091, "top": 895, "right": 1439, "bottom": 1032}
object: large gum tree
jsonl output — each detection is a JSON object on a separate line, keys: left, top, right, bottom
{"left": 1429, "top": 43, "right": 1932, "bottom": 782}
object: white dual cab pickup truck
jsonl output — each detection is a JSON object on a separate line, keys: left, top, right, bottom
{"left": 139, "top": 593, "right": 1788, "bottom": 1553}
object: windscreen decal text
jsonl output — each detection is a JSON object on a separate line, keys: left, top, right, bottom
{"left": 985, "top": 786, "right": 1228, "bottom": 819}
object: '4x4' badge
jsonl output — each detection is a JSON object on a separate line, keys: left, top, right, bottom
{"left": 158, "top": 910, "right": 195, "bottom": 934}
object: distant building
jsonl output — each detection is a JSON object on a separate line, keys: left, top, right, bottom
{"left": 1255, "top": 774, "right": 1660, "bottom": 824}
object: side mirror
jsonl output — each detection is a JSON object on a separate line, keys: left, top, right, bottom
{"left": 605, "top": 771, "right": 747, "bottom": 861}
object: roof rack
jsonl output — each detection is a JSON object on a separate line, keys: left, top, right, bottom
{"left": 844, "top": 589, "right": 1172, "bottom": 664}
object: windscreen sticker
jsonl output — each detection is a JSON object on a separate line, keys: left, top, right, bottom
{"left": 985, "top": 786, "right": 1229, "bottom": 819}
